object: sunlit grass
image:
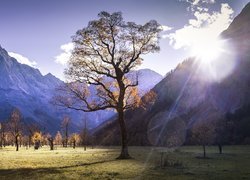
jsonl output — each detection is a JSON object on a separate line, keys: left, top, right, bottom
{"left": 0, "top": 145, "right": 250, "bottom": 179}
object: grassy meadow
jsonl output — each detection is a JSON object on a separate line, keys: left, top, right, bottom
{"left": 0, "top": 145, "right": 250, "bottom": 179}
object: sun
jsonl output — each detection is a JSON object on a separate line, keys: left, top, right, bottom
{"left": 190, "top": 37, "right": 236, "bottom": 82}
{"left": 191, "top": 37, "right": 224, "bottom": 63}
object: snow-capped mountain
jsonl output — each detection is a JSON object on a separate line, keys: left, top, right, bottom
{"left": 0, "top": 46, "right": 66, "bottom": 132}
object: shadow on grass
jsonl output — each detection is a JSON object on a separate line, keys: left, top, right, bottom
{"left": 0, "top": 159, "right": 120, "bottom": 178}
{"left": 58, "top": 159, "right": 117, "bottom": 169}
{"left": 195, "top": 156, "right": 213, "bottom": 159}
{"left": 0, "top": 167, "right": 62, "bottom": 179}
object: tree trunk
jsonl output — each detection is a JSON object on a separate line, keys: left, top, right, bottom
{"left": 0, "top": 138, "right": 2, "bottom": 148}
{"left": 84, "top": 118, "right": 87, "bottom": 151}
{"left": 28, "top": 136, "right": 31, "bottom": 148}
{"left": 115, "top": 75, "right": 131, "bottom": 159}
{"left": 49, "top": 139, "right": 54, "bottom": 150}
{"left": 116, "top": 109, "right": 131, "bottom": 159}
{"left": 65, "top": 124, "right": 68, "bottom": 148}
{"left": 218, "top": 144, "right": 222, "bottom": 154}
{"left": 203, "top": 145, "right": 206, "bottom": 158}
{"left": 15, "top": 136, "right": 19, "bottom": 151}
{"left": 50, "top": 142, "right": 54, "bottom": 150}
{"left": 3, "top": 136, "right": 5, "bottom": 147}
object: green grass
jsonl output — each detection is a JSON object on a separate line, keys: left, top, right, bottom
{"left": 0, "top": 145, "right": 250, "bottom": 179}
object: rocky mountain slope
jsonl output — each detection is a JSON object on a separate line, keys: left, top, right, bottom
{"left": 0, "top": 46, "right": 65, "bottom": 132}
{"left": 93, "top": 2, "right": 250, "bottom": 146}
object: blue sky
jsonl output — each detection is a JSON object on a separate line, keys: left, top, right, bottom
{"left": 0, "top": 0, "right": 249, "bottom": 80}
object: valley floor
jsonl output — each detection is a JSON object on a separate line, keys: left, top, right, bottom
{"left": 0, "top": 145, "right": 250, "bottom": 179}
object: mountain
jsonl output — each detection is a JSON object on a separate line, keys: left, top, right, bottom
{"left": 93, "top": 2, "right": 250, "bottom": 146}
{"left": 0, "top": 46, "right": 163, "bottom": 132}
{"left": 0, "top": 46, "right": 75, "bottom": 133}
{"left": 133, "top": 68, "right": 164, "bottom": 96}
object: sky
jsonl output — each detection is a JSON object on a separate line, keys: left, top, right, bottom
{"left": 0, "top": 0, "right": 249, "bottom": 80}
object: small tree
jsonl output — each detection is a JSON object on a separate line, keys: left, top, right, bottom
{"left": 81, "top": 117, "right": 88, "bottom": 151}
{"left": 54, "top": 11, "right": 161, "bottom": 159}
{"left": 70, "top": 133, "right": 80, "bottom": 149}
{"left": 61, "top": 116, "right": 70, "bottom": 147}
{"left": 32, "top": 132, "right": 43, "bottom": 150}
{"left": 22, "top": 135, "right": 29, "bottom": 149}
{"left": 0, "top": 122, "right": 7, "bottom": 147}
{"left": 191, "top": 121, "right": 215, "bottom": 158}
{"left": 55, "top": 131, "right": 62, "bottom": 146}
{"left": 8, "top": 109, "right": 23, "bottom": 151}
{"left": 214, "top": 118, "right": 230, "bottom": 154}
{"left": 46, "top": 133, "right": 54, "bottom": 150}
{"left": 26, "top": 123, "right": 40, "bottom": 148}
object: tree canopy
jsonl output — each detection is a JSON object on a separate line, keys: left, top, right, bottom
{"left": 56, "top": 11, "right": 161, "bottom": 113}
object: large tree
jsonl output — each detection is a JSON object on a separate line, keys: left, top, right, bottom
{"left": 55, "top": 12, "right": 161, "bottom": 159}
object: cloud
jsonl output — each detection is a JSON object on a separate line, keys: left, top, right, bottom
{"left": 161, "top": 25, "right": 173, "bottom": 39}
{"left": 161, "top": 25, "right": 173, "bottom": 31}
{"left": 181, "top": 0, "right": 216, "bottom": 12}
{"left": 8, "top": 52, "right": 37, "bottom": 68}
{"left": 183, "top": 0, "right": 215, "bottom": 6}
{"left": 167, "top": 3, "right": 234, "bottom": 49}
{"left": 55, "top": 42, "right": 74, "bottom": 65}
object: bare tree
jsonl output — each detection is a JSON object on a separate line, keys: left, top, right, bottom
{"left": 26, "top": 123, "right": 40, "bottom": 148}
{"left": 22, "top": 135, "right": 29, "bottom": 149}
{"left": 70, "top": 133, "right": 80, "bottom": 149}
{"left": 191, "top": 121, "right": 215, "bottom": 158}
{"left": 4, "top": 131, "right": 13, "bottom": 146}
{"left": 214, "top": 118, "right": 230, "bottom": 154}
{"left": 54, "top": 11, "right": 161, "bottom": 159}
{"left": 0, "top": 122, "right": 7, "bottom": 147}
{"left": 55, "top": 131, "right": 62, "bottom": 146}
{"left": 61, "top": 116, "right": 70, "bottom": 147}
{"left": 80, "top": 116, "right": 88, "bottom": 151}
{"left": 8, "top": 109, "right": 22, "bottom": 151}
{"left": 46, "top": 133, "right": 54, "bottom": 150}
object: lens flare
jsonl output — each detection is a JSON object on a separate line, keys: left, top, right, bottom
{"left": 191, "top": 38, "right": 225, "bottom": 63}
{"left": 190, "top": 38, "right": 236, "bottom": 82}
